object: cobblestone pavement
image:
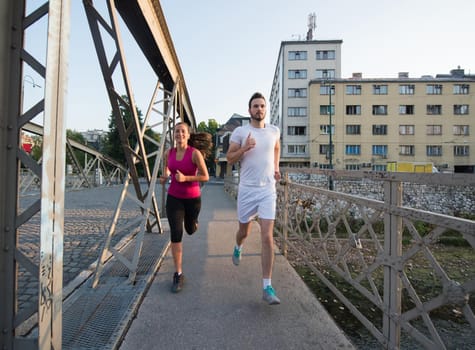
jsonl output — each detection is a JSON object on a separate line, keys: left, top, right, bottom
{"left": 17, "top": 184, "right": 166, "bottom": 311}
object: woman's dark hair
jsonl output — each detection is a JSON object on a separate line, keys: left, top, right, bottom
{"left": 176, "top": 122, "right": 213, "bottom": 159}
{"left": 248, "top": 92, "right": 266, "bottom": 109}
{"left": 189, "top": 132, "right": 213, "bottom": 159}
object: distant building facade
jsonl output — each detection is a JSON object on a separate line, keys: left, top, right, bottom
{"left": 81, "top": 129, "right": 107, "bottom": 151}
{"left": 268, "top": 36, "right": 474, "bottom": 173}
{"left": 308, "top": 68, "right": 475, "bottom": 172}
{"left": 269, "top": 39, "right": 343, "bottom": 167}
{"left": 215, "top": 113, "right": 249, "bottom": 178}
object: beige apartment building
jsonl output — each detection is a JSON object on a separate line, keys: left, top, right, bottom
{"left": 308, "top": 68, "right": 474, "bottom": 173}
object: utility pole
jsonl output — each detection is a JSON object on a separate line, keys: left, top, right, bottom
{"left": 322, "top": 71, "right": 334, "bottom": 190}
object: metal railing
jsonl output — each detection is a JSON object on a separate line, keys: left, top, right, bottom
{"left": 224, "top": 169, "right": 475, "bottom": 349}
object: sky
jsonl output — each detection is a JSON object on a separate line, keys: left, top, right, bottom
{"left": 23, "top": 0, "right": 474, "bottom": 132}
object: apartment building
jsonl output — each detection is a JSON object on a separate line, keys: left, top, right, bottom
{"left": 269, "top": 39, "right": 343, "bottom": 167}
{"left": 308, "top": 68, "right": 475, "bottom": 173}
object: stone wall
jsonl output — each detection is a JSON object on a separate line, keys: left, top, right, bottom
{"left": 290, "top": 173, "right": 475, "bottom": 216}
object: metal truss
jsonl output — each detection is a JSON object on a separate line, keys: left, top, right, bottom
{"left": 21, "top": 122, "right": 127, "bottom": 192}
{"left": 1, "top": 0, "right": 195, "bottom": 349}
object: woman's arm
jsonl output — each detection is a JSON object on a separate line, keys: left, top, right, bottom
{"left": 175, "top": 149, "right": 209, "bottom": 182}
{"left": 159, "top": 149, "right": 170, "bottom": 185}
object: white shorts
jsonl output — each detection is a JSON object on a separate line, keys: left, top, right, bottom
{"left": 237, "top": 185, "right": 276, "bottom": 223}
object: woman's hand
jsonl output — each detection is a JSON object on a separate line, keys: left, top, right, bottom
{"left": 175, "top": 170, "right": 187, "bottom": 182}
{"left": 159, "top": 175, "right": 169, "bottom": 185}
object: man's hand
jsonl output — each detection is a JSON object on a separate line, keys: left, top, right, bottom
{"left": 244, "top": 132, "right": 256, "bottom": 151}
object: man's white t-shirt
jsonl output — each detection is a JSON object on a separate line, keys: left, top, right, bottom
{"left": 230, "top": 123, "right": 280, "bottom": 187}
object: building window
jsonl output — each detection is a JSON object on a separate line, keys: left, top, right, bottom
{"left": 372, "top": 164, "right": 387, "bottom": 171}
{"left": 399, "top": 105, "right": 414, "bottom": 115}
{"left": 372, "top": 105, "right": 388, "bottom": 115}
{"left": 316, "top": 69, "right": 335, "bottom": 79}
{"left": 453, "top": 84, "right": 469, "bottom": 95}
{"left": 346, "top": 164, "right": 361, "bottom": 170}
{"left": 454, "top": 105, "right": 469, "bottom": 115}
{"left": 400, "top": 145, "right": 415, "bottom": 156}
{"left": 345, "top": 145, "right": 361, "bottom": 155}
{"left": 426, "top": 145, "right": 442, "bottom": 156}
{"left": 372, "top": 125, "right": 388, "bottom": 135}
{"left": 346, "top": 105, "right": 361, "bottom": 115}
{"left": 346, "top": 85, "right": 361, "bottom": 95}
{"left": 320, "top": 105, "right": 335, "bottom": 115}
{"left": 288, "top": 88, "right": 307, "bottom": 98}
{"left": 399, "top": 84, "right": 415, "bottom": 95}
{"left": 288, "top": 69, "right": 307, "bottom": 79}
{"left": 454, "top": 145, "right": 469, "bottom": 156}
{"left": 287, "top": 144, "right": 306, "bottom": 154}
{"left": 287, "top": 126, "right": 306, "bottom": 136}
{"left": 319, "top": 144, "right": 333, "bottom": 155}
{"left": 373, "top": 85, "right": 388, "bottom": 95}
{"left": 426, "top": 84, "right": 443, "bottom": 95}
{"left": 372, "top": 145, "right": 388, "bottom": 156}
{"left": 288, "top": 51, "right": 307, "bottom": 60}
{"left": 288, "top": 107, "right": 307, "bottom": 117}
{"left": 427, "top": 105, "right": 442, "bottom": 115}
{"left": 426, "top": 125, "right": 442, "bottom": 135}
{"left": 320, "top": 85, "right": 335, "bottom": 95}
{"left": 399, "top": 125, "right": 415, "bottom": 135}
{"left": 316, "top": 50, "right": 335, "bottom": 60}
{"left": 346, "top": 124, "right": 361, "bottom": 135}
{"left": 453, "top": 125, "right": 469, "bottom": 136}
{"left": 320, "top": 125, "right": 334, "bottom": 135}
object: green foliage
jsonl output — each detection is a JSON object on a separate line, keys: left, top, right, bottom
{"left": 66, "top": 129, "right": 87, "bottom": 166}
{"left": 102, "top": 95, "right": 161, "bottom": 176}
{"left": 30, "top": 135, "right": 43, "bottom": 161}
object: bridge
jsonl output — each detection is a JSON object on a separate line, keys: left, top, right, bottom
{"left": 2, "top": 1, "right": 195, "bottom": 348}
{"left": 2, "top": 1, "right": 475, "bottom": 350}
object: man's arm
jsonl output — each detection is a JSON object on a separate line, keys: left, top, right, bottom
{"left": 226, "top": 132, "right": 255, "bottom": 165}
{"left": 226, "top": 141, "right": 246, "bottom": 165}
{"left": 274, "top": 139, "right": 281, "bottom": 180}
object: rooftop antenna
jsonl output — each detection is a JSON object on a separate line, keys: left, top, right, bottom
{"left": 306, "top": 12, "right": 316, "bottom": 40}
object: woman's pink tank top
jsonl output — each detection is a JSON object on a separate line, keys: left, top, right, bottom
{"left": 167, "top": 146, "right": 201, "bottom": 199}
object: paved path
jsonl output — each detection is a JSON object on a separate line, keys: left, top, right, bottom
{"left": 119, "top": 180, "right": 355, "bottom": 350}
{"left": 18, "top": 185, "right": 160, "bottom": 312}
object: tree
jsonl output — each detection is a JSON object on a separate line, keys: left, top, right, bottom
{"left": 102, "top": 96, "right": 160, "bottom": 176}
{"left": 30, "top": 135, "right": 43, "bottom": 162}
{"left": 66, "top": 129, "right": 87, "bottom": 168}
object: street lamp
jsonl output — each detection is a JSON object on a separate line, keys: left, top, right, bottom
{"left": 322, "top": 72, "right": 334, "bottom": 190}
{"left": 21, "top": 75, "right": 42, "bottom": 113}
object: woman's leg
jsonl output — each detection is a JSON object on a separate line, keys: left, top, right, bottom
{"left": 184, "top": 197, "right": 201, "bottom": 235}
{"left": 166, "top": 195, "right": 185, "bottom": 272}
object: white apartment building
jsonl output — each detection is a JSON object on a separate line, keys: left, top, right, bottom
{"left": 269, "top": 39, "right": 343, "bottom": 167}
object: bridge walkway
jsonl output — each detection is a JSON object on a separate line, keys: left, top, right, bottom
{"left": 117, "top": 180, "right": 355, "bottom": 349}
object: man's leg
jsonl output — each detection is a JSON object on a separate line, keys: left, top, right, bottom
{"left": 236, "top": 221, "right": 252, "bottom": 246}
{"left": 232, "top": 221, "right": 251, "bottom": 266}
{"left": 259, "top": 218, "right": 275, "bottom": 279}
{"left": 260, "top": 218, "right": 280, "bottom": 304}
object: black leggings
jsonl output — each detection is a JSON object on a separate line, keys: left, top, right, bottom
{"left": 166, "top": 194, "right": 201, "bottom": 243}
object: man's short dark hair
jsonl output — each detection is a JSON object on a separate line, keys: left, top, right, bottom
{"left": 248, "top": 92, "right": 266, "bottom": 109}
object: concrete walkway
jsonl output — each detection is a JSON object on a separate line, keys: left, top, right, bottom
{"left": 119, "top": 180, "right": 355, "bottom": 350}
